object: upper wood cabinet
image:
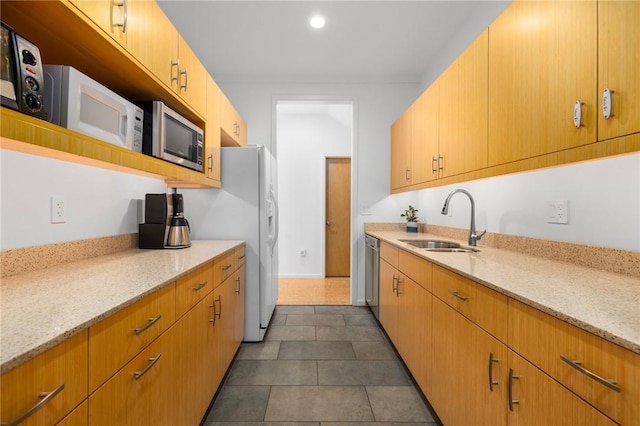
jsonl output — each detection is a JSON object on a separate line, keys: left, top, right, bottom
{"left": 220, "top": 90, "right": 247, "bottom": 147}
{"left": 69, "top": 0, "right": 128, "bottom": 47}
{"left": 126, "top": 0, "right": 179, "bottom": 94}
{"left": 598, "top": 0, "right": 640, "bottom": 141}
{"left": 439, "top": 29, "right": 488, "bottom": 177}
{"left": 205, "top": 75, "right": 222, "bottom": 185}
{"left": 390, "top": 108, "right": 412, "bottom": 190}
{"left": 412, "top": 84, "right": 439, "bottom": 184}
{"left": 487, "top": 0, "right": 598, "bottom": 166}
{"left": 176, "top": 37, "right": 207, "bottom": 116}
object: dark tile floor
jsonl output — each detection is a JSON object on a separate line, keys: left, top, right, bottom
{"left": 202, "top": 305, "right": 442, "bottom": 426}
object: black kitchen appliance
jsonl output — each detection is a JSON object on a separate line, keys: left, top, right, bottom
{"left": 139, "top": 191, "right": 191, "bottom": 249}
{"left": 1, "top": 21, "right": 47, "bottom": 119}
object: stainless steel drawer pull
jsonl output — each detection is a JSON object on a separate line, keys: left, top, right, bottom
{"left": 448, "top": 289, "right": 468, "bottom": 301}
{"left": 508, "top": 368, "right": 519, "bottom": 411}
{"left": 215, "top": 296, "right": 222, "bottom": 319}
{"left": 238, "top": 254, "right": 246, "bottom": 260}
{"left": 0, "top": 383, "right": 64, "bottom": 426}
{"left": 396, "top": 277, "right": 403, "bottom": 296}
{"left": 560, "top": 354, "right": 620, "bottom": 392}
{"left": 192, "top": 281, "right": 208, "bottom": 291}
{"left": 235, "top": 277, "right": 241, "bottom": 294}
{"left": 209, "top": 302, "right": 216, "bottom": 325}
{"left": 488, "top": 352, "right": 499, "bottom": 391}
{"left": 134, "top": 315, "right": 161, "bottom": 335}
{"left": 392, "top": 275, "right": 398, "bottom": 294}
{"left": 222, "top": 264, "right": 232, "bottom": 271}
{"left": 134, "top": 354, "right": 161, "bottom": 380}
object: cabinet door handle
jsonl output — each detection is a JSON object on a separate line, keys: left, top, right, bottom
{"left": 448, "top": 289, "right": 468, "bottom": 301}
{"left": 396, "top": 277, "right": 403, "bottom": 296}
{"left": 209, "top": 301, "right": 216, "bottom": 325}
{"left": 438, "top": 155, "right": 444, "bottom": 172}
{"left": 573, "top": 100, "right": 584, "bottom": 129}
{"left": 111, "top": 0, "right": 128, "bottom": 33}
{"left": 180, "top": 69, "right": 188, "bottom": 92}
{"left": 431, "top": 156, "right": 438, "bottom": 174}
{"left": 0, "top": 383, "right": 65, "bottom": 426}
{"left": 392, "top": 275, "right": 398, "bottom": 294}
{"left": 134, "top": 354, "right": 161, "bottom": 380}
{"left": 488, "top": 352, "right": 500, "bottom": 391}
{"left": 134, "top": 315, "right": 161, "bottom": 335}
{"left": 192, "top": 280, "right": 208, "bottom": 291}
{"left": 215, "top": 296, "right": 222, "bottom": 319}
{"left": 171, "top": 60, "right": 180, "bottom": 85}
{"left": 508, "top": 368, "right": 519, "bottom": 411}
{"left": 405, "top": 168, "right": 411, "bottom": 182}
{"left": 207, "top": 154, "right": 213, "bottom": 172}
{"left": 602, "top": 87, "right": 614, "bottom": 120}
{"left": 560, "top": 354, "right": 620, "bottom": 392}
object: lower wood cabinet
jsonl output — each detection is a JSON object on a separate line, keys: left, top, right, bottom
{"left": 88, "top": 326, "right": 177, "bottom": 426}
{"left": 0, "top": 331, "right": 88, "bottom": 426}
{"left": 1, "top": 244, "right": 245, "bottom": 426}
{"left": 376, "top": 242, "right": 638, "bottom": 426}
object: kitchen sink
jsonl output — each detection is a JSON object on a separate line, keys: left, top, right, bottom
{"left": 400, "top": 239, "right": 461, "bottom": 249}
{"left": 399, "top": 239, "right": 479, "bottom": 253}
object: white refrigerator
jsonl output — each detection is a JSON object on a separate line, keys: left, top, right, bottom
{"left": 184, "top": 145, "right": 279, "bottom": 341}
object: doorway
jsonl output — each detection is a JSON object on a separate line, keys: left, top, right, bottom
{"left": 274, "top": 100, "right": 354, "bottom": 304}
{"left": 325, "top": 157, "right": 351, "bottom": 277}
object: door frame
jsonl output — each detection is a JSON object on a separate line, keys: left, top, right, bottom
{"left": 272, "top": 95, "right": 359, "bottom": 304}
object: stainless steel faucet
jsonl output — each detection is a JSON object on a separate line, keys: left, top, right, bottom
{"left": 441, "top": 189, "right": 486, "bottom": 247}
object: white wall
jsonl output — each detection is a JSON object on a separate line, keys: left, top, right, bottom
{"left": 415, "top": 153, "right": 640, "bottom": 251}
{"left": 214, "top": 82, "right": 420, "bottom": 304}
{"left": 277, "top": 110, "right": 351, "bottom": 278}
{"left": 0, "top": 148, "right": 167, "bottom": 250}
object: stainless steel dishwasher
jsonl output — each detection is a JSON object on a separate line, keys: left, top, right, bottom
{"left": 365, "top": 234, "right": 380, "bottom": 319}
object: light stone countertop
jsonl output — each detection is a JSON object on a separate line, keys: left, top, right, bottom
{"left": 0, "top": 240, "right": 243, "bottom": 374}
{"left": 367, "top": 231, "right": 640, "bottom": 355}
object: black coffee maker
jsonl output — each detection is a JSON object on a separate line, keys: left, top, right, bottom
{"left": 139, "top": 191, "right": 191, "bottom": 249}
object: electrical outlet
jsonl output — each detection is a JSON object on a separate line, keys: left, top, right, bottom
{"left": 547, "top": 200, "right": 568, "bottom": 224}
{"left": 51, "top": 197, "right": 66, "bottom": 223}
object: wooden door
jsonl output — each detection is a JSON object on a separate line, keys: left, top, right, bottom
{"left": 69, "top": 0, "right": 127, "bottom": 47}
{"left": 439, "top": 29, "right": 488, "bottom": 177}
{"left": 507, "top": 351, "right": 616, "bottom": 426}
{"left": 390, "top": 109, "right": 412, "bottom": 190}
{"left": 378, "top": 259, "right": 399, "bottom": 346}
{"left": 488, "top": 1, "right": 597, "bottom": 166}
{"left": 598, "top": 1, "right": 640, "bottom": 141}
{"left": 126, "top": 0, "right": 179, "bottom": 92}
{"left": 325, "top": 157, "right": 351, "bottom": 277}
{"left": 412, "top": 82, "right": 439, "bottom": 183}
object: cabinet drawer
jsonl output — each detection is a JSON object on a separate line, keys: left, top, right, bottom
{"left": 398, "top": 249, "right": 432, "bottom": 291}
{"left": 175, "top": 262, "right": 214, "bottom": 318}
{"left": 88, "top": 326, "right": 176, "bottom": 426}
{"left": 57, "top": 400, "right": 88, "bottom": 426}
{"left": 432, "top": 265, "right": 507, "bottom": 342}
{"left": 235, "top": 244, "right": 246, "bottom": 269}
{"left": 88, "top": 283, "right": 176, "bottom": 392}
{"left": 508, "top": 299, "right": 640, "bottom": 425}
{"left": 1, "top": 331, "right": 88, "bottom": 426}
{"left": 214, "top": 250, "right": 235, "bottom": 288}
{"left": 380, "top": 241, "right": 399, "bottom": 268}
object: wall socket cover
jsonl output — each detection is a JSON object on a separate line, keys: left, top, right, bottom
{"left": 51, "top": 196, "right": 66, "bottom": 223}
{"left": 547, "top": 200, "right": 568, "bottom": 224}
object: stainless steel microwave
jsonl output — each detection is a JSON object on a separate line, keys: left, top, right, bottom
{"left": 142, "top": 101, "right": 203, "bottom": 172}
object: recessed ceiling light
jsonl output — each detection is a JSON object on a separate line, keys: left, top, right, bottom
{"left": 310, "top": 15, "right": 326, "bottom": 29}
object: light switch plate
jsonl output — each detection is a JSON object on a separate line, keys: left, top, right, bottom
{"left": 547, "top": 200, "right": 568, "bottom": 224}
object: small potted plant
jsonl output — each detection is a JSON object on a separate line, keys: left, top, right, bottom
{"left": 401, "top": 205, "right": 419, "bottom": 233}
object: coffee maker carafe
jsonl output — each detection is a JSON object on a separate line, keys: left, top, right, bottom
{"left": 139, "top": 191, "right": 191, "bottom": 249}
{"left": 166, "top": 192, "right": 191, "bottom": 248}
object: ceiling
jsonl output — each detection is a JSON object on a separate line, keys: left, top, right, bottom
{"left": 158, "top": 1, "right": 510, "bottom": 84}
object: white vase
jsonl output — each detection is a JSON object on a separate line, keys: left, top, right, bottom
{"left": 406, "top": 222, "right": 418, "bottom": 233}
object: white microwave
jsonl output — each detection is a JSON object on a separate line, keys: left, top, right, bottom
{"left": 43, "top": 65, "right": 143, "bottom": 152}
{"left": 141, "top": 101, "right": 203, "bottom": 172}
